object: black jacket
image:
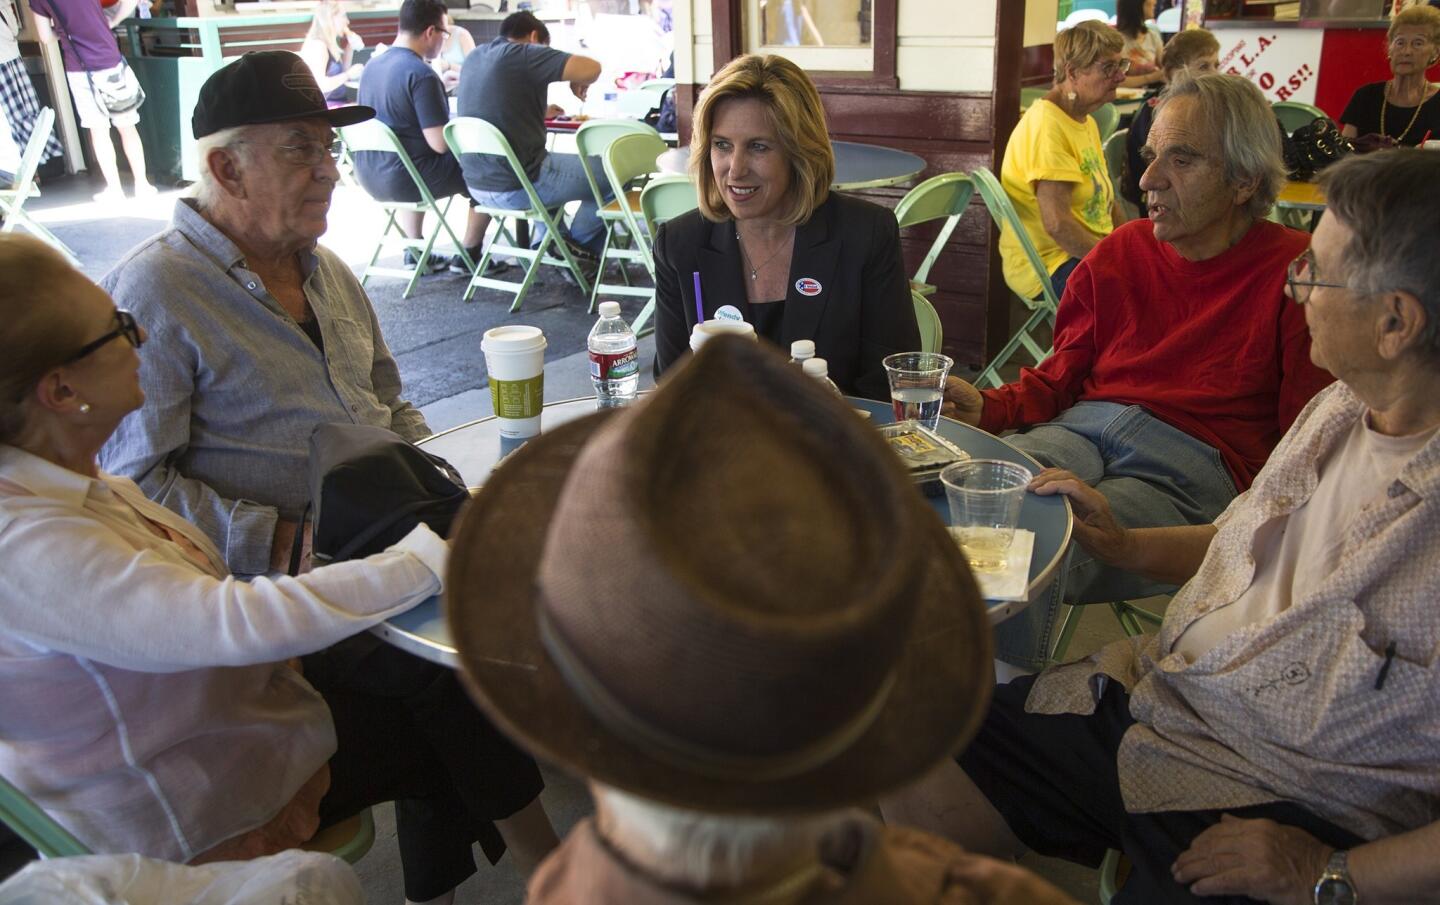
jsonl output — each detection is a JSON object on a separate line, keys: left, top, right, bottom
{"left": 652, "top": 192, "right": 921, "bottom": 400}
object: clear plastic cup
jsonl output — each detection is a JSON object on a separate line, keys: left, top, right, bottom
{"left": 940, "top": 459, "right": 1033, "bottom": 574}
{"left": 883, "top": 352, "right": 953, "bottom": 431}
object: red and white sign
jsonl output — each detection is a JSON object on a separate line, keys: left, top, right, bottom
{"left": 1215, "top": 27, "right": 1325, "bottom": 105}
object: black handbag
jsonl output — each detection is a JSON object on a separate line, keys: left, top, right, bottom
{"left": 302, "top": 423, "right": 470, "bottom": 569}
{"left": 1282, "top": 117, "right": 1352, "bottom": 182}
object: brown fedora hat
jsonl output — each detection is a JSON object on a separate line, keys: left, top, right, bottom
{"left": 447, "top": 337, "right": 992, "bottom": 814}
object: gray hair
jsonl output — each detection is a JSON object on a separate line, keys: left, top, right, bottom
{"left": 592, "top": 785, "right": 849, "bottom": 889}
{"left": 1320, "top": 149, "right": 1440, "bottom": 361}
{"left": 192, "top": 125, "right": 257, "bottom": 211}
{"left": 1156, "top": 72, "right": 1285, "bottom": 219}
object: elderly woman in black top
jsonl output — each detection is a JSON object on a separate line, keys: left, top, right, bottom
{"left": 1341, "top": 5, "right": 1440, "bottom": 148}
{"left": 651, "top": 54, "right": 919, "bottom": 399}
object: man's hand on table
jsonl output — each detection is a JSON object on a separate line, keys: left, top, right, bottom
{"left": 940, "top": 376, "right": 984, "bottom": 426}
{"left": 545, "top": 103, "right": 567, "bottom": 119}
{"left": 270, "top": 519, "right": 314, "bottom": 575}
{"left": 1172, "top": 815, "right": 1333, "bottom": 905}
{"left": 1028, "top": 469, "right": 1136, "bottom": 567}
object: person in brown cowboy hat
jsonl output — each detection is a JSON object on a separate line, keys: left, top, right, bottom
{"left": 447, "top": 337, "right": 1080, "bottom": 904}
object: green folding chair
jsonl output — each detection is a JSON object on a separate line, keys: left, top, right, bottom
{"left": 1020, "top": 86, "right": 1048, "bottom": 114}
{"left": 1051, "top": 595, "right": 1166, "bottom": 666}
{"left": 1105, "top": 128, "right": 1138, "bottom": 221}
{"left": 443, "top": 116, "right": 592, "bottom": 310}
{"left": 1092, "top": 102, "right": 1120, "bottom": 142}
{"left": 575, "top": 120, "right": 660, "bottom": 312}
{"left": 0, "top": 108, "right": 78, "bottom": 265}
{"left": 602, "top": 131, "right": 668, "bottom": 336}
{"left": 1272, "top": 100, "right": 1326, "bottom": 135}
{"left": 968, "top": 167, "right": 1059, "bottom": 389}
{"left": 639, "top": 173, "right": 698, "bottom": 236}
{"left": 338, "top": 119, "right": 474, "bottom": 299}
{"left": 912, "top": 290, "right": 943, "bottom": 354}
{"left": 894, "top": 172, "right": 974, "bottom": 298}
{"left": 0, "top": 769, "right": 376, "bottom": 866}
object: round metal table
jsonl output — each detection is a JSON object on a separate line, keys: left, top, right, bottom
{"left": 374, "top": 396, "right": 1072, "bottom": 666}
{"left": 656, "top": 140, "right": 927, "bottom": 191}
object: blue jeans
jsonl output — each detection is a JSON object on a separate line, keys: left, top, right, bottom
{"left": 995, "top": 402, "right": 1239, "bottom": 669}
{"left": 1048, "top": 257, "right": 1081, "bottom": 302}
{"left": 468, "top": 153, "right": 610, "bottom": 254}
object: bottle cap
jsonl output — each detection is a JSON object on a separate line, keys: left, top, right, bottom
{"left": 790, "top": 340, "right": 815, "bottom": 360}
{"left": 598, "top": 302, "right": 621, "bottom": 318}
{"left": 802, "top": 357, "right": 829, "bottom": 378}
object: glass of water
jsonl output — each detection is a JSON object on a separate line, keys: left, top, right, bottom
{"left": 883, "top": 352, "right": 953, "bottom": 431}
{"left": 940, "top": 459, "right": 1033, "bottom": 574}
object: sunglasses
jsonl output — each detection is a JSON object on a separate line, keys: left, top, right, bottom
{"left": 64, "top": 309, "right": 143, "bottom": 363}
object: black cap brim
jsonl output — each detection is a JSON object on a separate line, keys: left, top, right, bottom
{"left": 236, "top": 103, "right": 376, "bottom": 134}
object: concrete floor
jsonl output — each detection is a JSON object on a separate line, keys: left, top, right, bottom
{"left": 14, "top": 173, "right": 1160, "bottom": 903}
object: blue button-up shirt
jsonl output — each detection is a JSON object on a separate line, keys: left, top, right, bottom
{"left": 100, "top": 199, "right": 429, "bottom": 576}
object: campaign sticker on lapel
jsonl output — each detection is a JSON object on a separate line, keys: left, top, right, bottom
{"left": 795, "top": 277, "right": 823, "bottom": 297}
{"left": 714, "top": 305, "right": 745, "bottom": 322}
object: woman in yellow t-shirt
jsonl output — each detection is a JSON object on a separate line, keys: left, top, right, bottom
{"left": 999, "top": 20, "right": 1129, "bottom": 302}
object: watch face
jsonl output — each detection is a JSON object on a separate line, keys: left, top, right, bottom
{"left": 1316, "top": 878, "right": 1357, "bottom": 905}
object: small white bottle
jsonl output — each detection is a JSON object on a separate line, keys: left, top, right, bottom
{"left": 588, "top": 302, "right": 639, "bottom": 407}
{"left": 802, "top": 357, "right": 842, "bottom": 395}
{"left": 789, "top": 339, "right": 816, "bottom": 366}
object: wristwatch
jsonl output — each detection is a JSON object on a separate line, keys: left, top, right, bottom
{"left": 1314, "top": 850, "right": 1358, "bottom": 905}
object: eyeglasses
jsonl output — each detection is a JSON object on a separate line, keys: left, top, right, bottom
{"left": 1098, "top": 58, "right": 1133, "bottom": 78}
{"left": 64, "top": 309, "right": 143, "bottom": 363}
{"left": 237, "top": 137, "right": 341, "bottom": 169}
{"left": 1286, "top": 249, "right": 1348, "bottom": 304}
{"left": 1389, "top": 35, "right": 1433, "bottom": 50}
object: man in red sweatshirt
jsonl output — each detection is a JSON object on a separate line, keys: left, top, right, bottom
{"left": 944, "top": 73, "right": 1333, "bottom": 673}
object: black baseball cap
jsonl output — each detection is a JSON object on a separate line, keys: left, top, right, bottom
{"left": 192, "top": 51, "right": 375, "bottom": 140}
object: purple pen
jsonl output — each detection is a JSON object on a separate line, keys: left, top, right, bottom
{"left": 692, "top": 272, "right": 704, "bottom": 323}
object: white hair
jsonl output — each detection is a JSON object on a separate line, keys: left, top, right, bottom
{"left": 592, "top": 784, "right": 851, "bottom": 889}
{"left": 191, "top": 125, "right": 257, "bottom": 211}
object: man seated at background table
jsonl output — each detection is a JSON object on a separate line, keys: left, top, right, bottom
{"left": 456, "top": 10, "right": 606, "bottom": 260}
{"left": 943, "top": 73, "right": 1333, "bottom": 675}
{"left": 355, "top": 0, "right": 501, "bottom": 276}
{"left": 889, "top": 147, "right": 1440, "bottom": 905}
{"left": 448, "top": 335, "right": 1079, "bottom": 905}
{"left": 97, "top": 50, "right": 561, "bottom": 894}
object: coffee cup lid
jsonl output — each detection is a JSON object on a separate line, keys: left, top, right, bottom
{"left": 482, "top": 325, "right": 546, "bottom": 354}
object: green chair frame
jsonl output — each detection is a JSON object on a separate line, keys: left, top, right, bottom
{"left": 1105, "top": 127, "right": 1138, "bottom": 221}
{"left": 575, "top": 120, "right": 660, "bottom": 312}
{"left": 1092, "top": 102, "right": 1120, "bottom": 142}
{"left": 338, "top": 119, "right": 474, "bottom": 300}
{"left": 0, "top": 108, "right": 78, "bottom": 265}
{"left": 911, "top": 290, "right": 943, "bottom": 354}
{"left": 968, "top": 167, "right": 1059, "bottom": 389}
{"left": 639, "top": 173, "right": 698, "bottom": 236}
{"left": 0, "top": 769, "right": 375, "bottom": 866}
{"left": 1051, "top": 596, "right": 1165, "bottom": 665}
{"left": 894, "top": 172, "right": 975, "bottom": 298}
{"left": 1020, "top": 86, "right": 1048, "bottom": 113}
{"left": 443, "top": 116, "right": 592, "bottom": 310}
{"left": 1272, "top": 100, "right": 1326, "bottom": 135}
{"left": 602, "top": 131, "right": 668, "bottom": 336}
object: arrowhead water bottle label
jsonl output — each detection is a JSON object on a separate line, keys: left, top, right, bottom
{"left": 590, "top": 347, "right": 639, "bottom": 380}
{"left": 714, "top": 305, "right": 744, "bottom": 322}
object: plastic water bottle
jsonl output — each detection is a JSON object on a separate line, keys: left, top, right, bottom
{"left": 588, "top": 302, "right": 639, "bottom": 407}
{"left": 789, "top": 339, "right": 815, "bottom": 366}
{"left": 802, "top": 357, "right": 842, "bottom": 395}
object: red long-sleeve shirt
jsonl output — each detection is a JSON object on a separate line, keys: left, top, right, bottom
{"left": 979, "top": 219, "right": 1334, "bottom": 490}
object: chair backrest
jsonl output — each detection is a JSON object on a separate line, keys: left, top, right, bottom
{"left": 603, "top": 131, "right": 667, "bottom": 267}
{"left": 1272, "top": 101, "right": 1326, "bottom": 135}
{"left": 6, "top": 107, "right": 55, "bottom": 205}
{"left": 969, "top": 166, "right": 1060, "bottom": 312}
{"left": 0, "top": 773, "right": 91, "bottom": 859}
{"left": 338, "top": 118, "right": 438, "bottom": 207}
{"left": 1092, "top": 102, "right": 1119, "bottom": 142}
{"left": 911, "top": 290, "right": 943, "bottom": 354}
{"left": 639, "top": 173, "right": 698, "bottom": 235}
{"left": 443, "top": 117, "right": 550, "bottom": 217}
{"left": 1104, "top": 127, "right": 1136, "bottom": 219}
{"left": 894, "top": 172, "right": 975, "bottom": 287}
{"left": 1062, "top": 7, "right": 1110, "bottom": 29}
{"left": 1155, "top": 6, "right": 1181, "bottom": 32}
{"left": 1019, "top": 87, "right": 1048, "bottom": 113}
{"left": 638, "top": 78, "right": 675, "bottom": 95}
{"left": 575, "top": 119, "right": 659, "bottom": 210}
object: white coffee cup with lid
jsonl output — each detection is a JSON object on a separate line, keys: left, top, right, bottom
{"left": 482, "top": 326, "right": 546, "bottom": 438}
{"left": 690, "top": 319, "right": 757, "bottom": 352}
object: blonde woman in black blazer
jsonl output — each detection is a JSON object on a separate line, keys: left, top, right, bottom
{"left": 652, "top": 54, "right": 919, "bottom": 400}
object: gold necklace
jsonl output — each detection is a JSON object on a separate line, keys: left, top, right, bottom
{"left": 1380, "top": 80, "right": 1429, "bottom": 143}
{"left": 735, "top": 229, "right": 790, "bottom": 281}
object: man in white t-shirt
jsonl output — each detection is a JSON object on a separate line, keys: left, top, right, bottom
{"left": 885, "top": 149, "right": 1440, "bottom": 904}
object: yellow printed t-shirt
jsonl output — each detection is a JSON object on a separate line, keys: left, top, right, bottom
{"left": 998, "top": 99, "right": 1113, "bottom": 300}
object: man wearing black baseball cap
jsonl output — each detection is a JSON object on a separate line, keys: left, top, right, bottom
{"left": 98, "top": 52, "right": 561, "bottom": 903}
